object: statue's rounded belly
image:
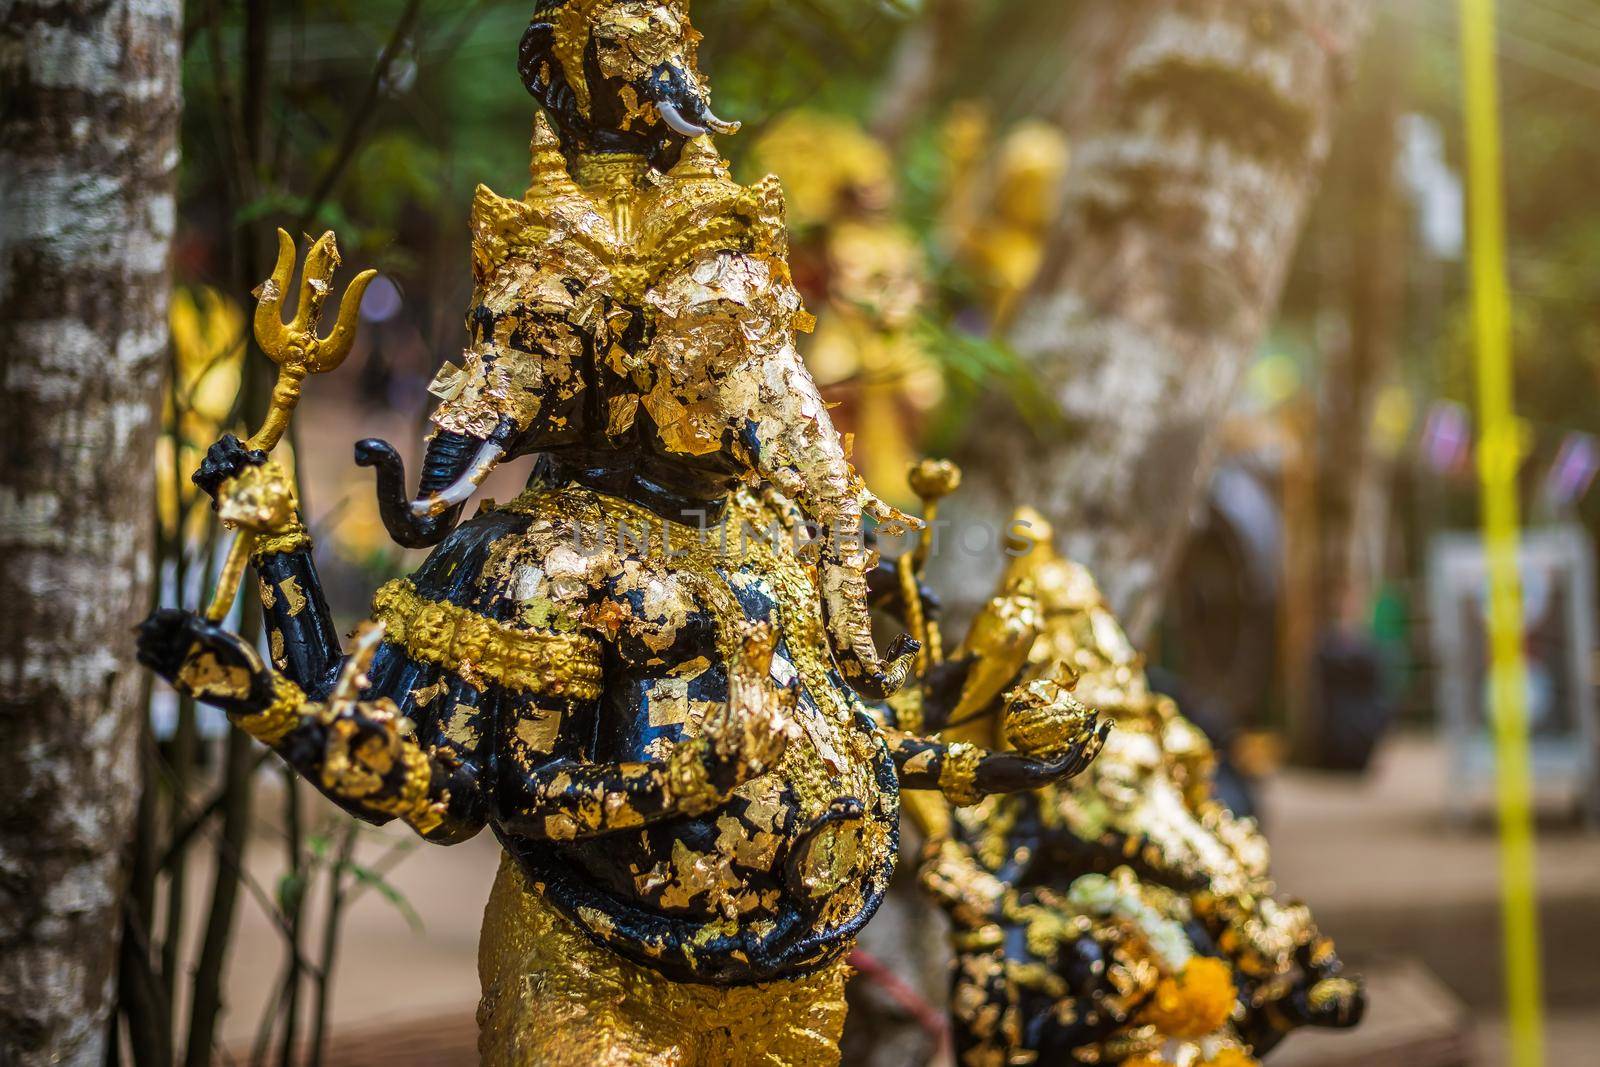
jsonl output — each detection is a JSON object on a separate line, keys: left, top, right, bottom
{"left": 565, "top": 808, "right": 794, "bottom": 922}
{"left": 530, "top": 761, "right": 893, "bottom": 971}
{"left": 560, "top": 769, "right": 890, "bottom": 924}
{"left": 499, "top": 782, "right": 896, "bottom": 984}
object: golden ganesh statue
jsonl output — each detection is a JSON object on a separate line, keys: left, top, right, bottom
{"left": 137, "top": 3, "right": 1104, "bottom": 1064}
{"left": 889, "top": 488, "right": 1365, "bottom": 1067}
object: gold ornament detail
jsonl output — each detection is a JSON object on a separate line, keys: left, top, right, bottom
{"left": 1002, "top": 676, "right": 1098, "bottom": 760}
{"left": 251, "top": 229, "right": 375, "bottom": 452}
{"left": 234, "top": 672, "right": 308, "bottom": 747}
{"left": 470, "top": 139, "right": 788, "bottom": 302}
{"left": 663, "top": 736, "right": 724, "bottom": 816}
{"left": 369, "top": 578, "right": 604, "bottom": 701}
{"left": 524, "top": 112, "right": 580, "bottom": 202}
{"left": 251, "top": 524, "right": 312, "bottom": 561}
{"left": 550, "top": 0, "right": 603, "bottom": 119}
{"left": 205, "top": 229, "right": 371, "bottom": 621}
{"left": 938, "top": 740, "right": 983, "bottom": 807}
{"left": 366, "top": 742, "right": 444, "bottom": 836}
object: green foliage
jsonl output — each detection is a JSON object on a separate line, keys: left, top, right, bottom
{"left": 339, "top": 858, "right": 425, "bottom": 935}
{"left": 176, "top": 1, "right": 940, "bottom": 284}
{"left": 696, "top": 0, "right": 915, "bottom": 122}
{"left": 917, "top": 313, "right": 1061, "bottom": 454}
{"left": 276, "top": 869, "right": 308, "bottom": 916}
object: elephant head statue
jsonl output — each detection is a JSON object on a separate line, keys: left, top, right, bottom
{"left": 522, "top": 0, "right": 739, "bottom": 167}
{"left": 355, "top": 0, "right": 920, "bottom": 698}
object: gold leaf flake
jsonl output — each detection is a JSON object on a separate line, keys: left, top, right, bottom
{"left": 607, "top": 393, "right": 640, "bottom": 436}
{"left": 410, "top": 679, "right": 448, "bottom": 707}
{"left": 279, "top": 576, "right": 308, "bottom": 617}
{"left": 516, "top": 707, "right": 563, "bottom": 753}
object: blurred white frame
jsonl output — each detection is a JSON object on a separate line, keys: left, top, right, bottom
{"left": 1427, "top": 525, "right": 1598, "bottom": 824}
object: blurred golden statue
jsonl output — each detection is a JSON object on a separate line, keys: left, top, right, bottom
{"left": 890, "top": 474, "right": 1363, "bottom": 1067}
{"left": 936, "top": 104, "right": 1072, "bottom": 327}
{"left": 751, "top": 110, "right": 944, "bottom": 509}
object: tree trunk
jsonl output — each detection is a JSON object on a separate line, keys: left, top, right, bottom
{"left": 947, "top": 0, "right": 1373, "bottom": 643}
{"left": 1316, "top": 14, "right": 1407, "bottom": 630}
{"left": 0, "top": 3, "right": 181, "bottom": 1063}
{"left": 1291, "top": 15, "right": 1405, "bottom": 761}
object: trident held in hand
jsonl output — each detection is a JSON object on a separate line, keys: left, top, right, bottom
{"left": 203, "top": 229, "right": 374, "bottom": 622}
{"left": 249, "top": 228, "right": 376, "bottom": 452}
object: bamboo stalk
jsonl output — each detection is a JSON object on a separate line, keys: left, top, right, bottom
{"left": 183, "top": 719, "right": 257, "bottom": 1067}
{"left": 277, "top": 773, "right": 306, "bottom": 1067}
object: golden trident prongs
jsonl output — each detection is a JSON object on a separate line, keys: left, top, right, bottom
{"left": 203, "top": 229, "right": 374, "bottom": 623}
{"left": 250, "top": 228, "right": 377, "bottom": 451}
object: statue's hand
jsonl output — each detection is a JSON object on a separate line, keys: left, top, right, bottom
{"left": 1299, "top": 975, "right": 1366, "bottom": 1029}
{"left": 193, "top": 434, "right": 269, "bottom": 502}
{"left": 973, "top": 714, "right": 1111, "bottom": 794}
{"left": 700, "top": 623, "right": 799, "bottom": 794}
{"left": 194, "top": 434, "right": 302, "bottom": 539}
{"left": 1274, "top": 935, "right": 1364, "bottom": 1030}
{"left": 136, "top": 608, "right": 272, "bottom": 714}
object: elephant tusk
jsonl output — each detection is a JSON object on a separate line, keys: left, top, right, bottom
{"left": 656, "top": 99, "right": 709, "bottom": 138}
{"left": 409, "top": 440, "right": 505, "bottom": 518}
{"left": 701, "top": 107, "right": 741, "bottom": 135}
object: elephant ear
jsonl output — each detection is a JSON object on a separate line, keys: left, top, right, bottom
{"left": 427, "top": 303, "right": 586, "bottom": 449}
{"left": 425, "top": 185, "right": 591, "bottom": 446}
{"left": 520, "top": 7, "right": 593, "bottom": 150}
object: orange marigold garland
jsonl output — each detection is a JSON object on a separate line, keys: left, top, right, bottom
{"left": 1138, "top": 955, "right": 1237, "bottom": 1039}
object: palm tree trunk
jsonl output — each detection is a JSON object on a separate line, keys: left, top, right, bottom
{"left": 0, "top": 2, "right": 182, "bottom": 1062}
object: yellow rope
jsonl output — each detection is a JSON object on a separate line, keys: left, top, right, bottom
{"left": 1459, "top": 3, "right": 1544, "bottom": 1064}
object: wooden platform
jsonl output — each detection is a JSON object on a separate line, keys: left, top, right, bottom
{"left": 315, "top": 1012, "right": 477, "bottom": 1067}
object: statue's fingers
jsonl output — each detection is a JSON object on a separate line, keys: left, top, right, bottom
{"left": 775, "top": 675, "right": 801, "bottom": 714}
{"left": 734, "top": 620, "right": 777, "bottom": 675}
{"left": 860, "top": 489, "right": 924, "bottom": 534}
{"left": 1091, "top": 717, "right": 1112, "bottom": 752}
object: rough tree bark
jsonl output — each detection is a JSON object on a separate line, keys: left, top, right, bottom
{"left": 0, "top": 2, "right": 182, "bottom": 1063}
{"left": 1279, "top": 15, "right": 1406, "bottom": 761}
{"left": 947, "top": 0, "right": 1374, "bottom": 643}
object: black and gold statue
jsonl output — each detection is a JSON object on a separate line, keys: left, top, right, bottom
{"left": 887, "top": 485, "right": 1365, "bottom": 1067}
{"left": 136, "top": 3, "right": 1104, "bottom": 1063}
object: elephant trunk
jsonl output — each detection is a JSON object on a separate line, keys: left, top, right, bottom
{"left": 355, "top": 430, "right": 503, "bottom": 549}
{"left": 745, "top": 370, "right": 920, "bottom": 701}
{"left": 646, "top": 62, "right": 741, "bottom": 139}
{"left": 816, "top": 510, "right": 920, "bottom": 700}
